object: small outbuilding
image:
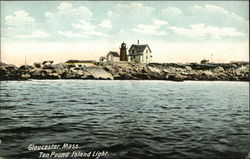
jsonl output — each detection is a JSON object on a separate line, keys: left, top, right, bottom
{"left": 106, "top": 51, "right": 120, "bottom": 63}
{"left": 99, "top": 56, "right": 107, "bottom": 63}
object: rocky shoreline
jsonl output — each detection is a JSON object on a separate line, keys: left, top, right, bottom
{"left": 0, "top": 62, "right": 249, "bottom": 81}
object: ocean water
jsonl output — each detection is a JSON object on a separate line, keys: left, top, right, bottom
{"left": 0, "top": 80, "right": 249, "bottom": 159}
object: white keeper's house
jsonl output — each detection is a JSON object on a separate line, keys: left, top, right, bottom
{"left": 128, "top": 41, "right": 152, "bottom": 63}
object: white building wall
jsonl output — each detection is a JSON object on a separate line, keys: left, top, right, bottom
{"left": 106, "top": 54, "right": 111, "bottom": 62}
{"left": 128, "top": 46, "right": 152, "bottom": 63}
{"left": 107, "top": 54, "right": 120, "bottom": 63}
{"left": 142, "top": 48, "right": 152, "bottom": 63}
{"left": 128, "top": 56, "right": 131, "bottom": 62}
{"left": 113, "top": 57, "right": 120, "bottom": 62}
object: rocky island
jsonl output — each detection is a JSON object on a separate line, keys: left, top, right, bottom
{"left": 0, "top": 61, "right": 249, "bottom": 81}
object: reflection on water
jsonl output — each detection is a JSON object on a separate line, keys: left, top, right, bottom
{"left": 0, "top": 80, "right": 249, "bottom": 159}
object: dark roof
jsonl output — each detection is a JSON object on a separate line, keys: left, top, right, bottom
{"left": 107, "top": 51, "right": 120, "bottom": 57}
{"left": 65, "top": 60, "right": 95, "bottom": 63}
{"left": 128, "top": 44, "right": 151, "bottom": 53}
{"left": 128, "top": 52, "right": 143, "bottom": 56}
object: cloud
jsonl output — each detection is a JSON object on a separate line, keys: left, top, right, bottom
{"left": 189, "top": 4, "right": 228, "bottom": 15}
{"left": 72, "top": 20, "right": 96, "bottom": 30}
{"left": 112, "top": 2, "right": 155, "bottom": 19}
{"left": 133, "top": 19, "right": 168, "bottom": 36}
{"left": 71, "top": 20, "right": 110, "bottom": 38}
{"left": 15, "top": 30, "right": 51, "bottom": 38}
{"left": 107, "top": 11, "right": 114, "bottom": 17}
{"left": 161, "top": 7, "right": 183, "bottom": 16}
{"left": 83, "top": 30, "right": 110, "bottom": 37}
{"left": 229, "top": 12, "right": 249, "bottom": 26}
{"left": 45, "top": 12, "right": 53, "bottom": 18}
{"left": 4, "top": 10, "right": 46, "bottom": 39}
{"left": 60, "top": 19, "right": 110, "bottom": 38}
{"left": 44, "top": 2, "right": 95, "bottom": 37}
{"left": 45, "top": 2, "right": 93, "bottom": 23}
{"left": 153, "top": 19, "right": 168, "bottom": 25}
{"left": 169, "top": 23, "right": 245, "bottom": 38}
{"left": 105, "top": 2, "right": 156, "bottom": 32}
{"left": 99, "top": 19, "right": 112, "bottom": 28}
{"left": 204, "top": 4, "right": 229, "bottom": 15}
{"left": 117, "top": 2, "right": 155, "bottom": 12}
{"left": 188, "top": 4, "right": 248, "bottom": 26}
{"left": 58, "top": 31, "right": 87, "bottom": 38}
{"left": 57, "top": 2, "right": 72, "bottom": 10}
{"left": 58, "top": 30, "right": 110, "bottom": 38}
{"left": 5, "top": 10, "right": 36, "bottom": 27}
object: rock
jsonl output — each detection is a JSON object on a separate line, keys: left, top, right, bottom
{"left": 214, "top": 66, "right": 224, "bottom": 73}
{"left": 217, "top": 73, "right": 228, "bottom": 80}
{"left": 166, "top": 73, "right": 184, "bottom": 81}
{"left": 0, "top": 63, "right": 19, "bottom": 80}
{"left": 20, "top": 73, "right": 30, "bottom": 79}
{"left": 185, "top": 66, "right": 192, "bottom": 71}
{"left": 235, "top": 66, "right": 248, "bottom": 76}
{"left": 61, "top": 70, "right": 76, "bottom": 79}
{"left": 163, "top": 67, "right": 175, "bottom": 73}
{"left": 85, "top": 67, "right": 113, "bottom": 80}
{"left": 0, "top": 62, "right": 249, "bottom": 81}
{"left": 49, "top": 73, "right": 61, "bottom": 79}
{"left": 42, "top": 61, "right": 53, "bottom": 65}
{"left": 104, "top": 65, "right": 116, "bottom": 73}
{"left": 42, "top": 64, "right": 56, "bottom": 69}
{"left": 229, "top": 76, "right": 239, "bottom": 81}
{"left": 190, "top": 63, "right": 217, "bottom": 70}
{"left": 33, "top": 62, "right": 42, "bottom": 68}
{"left": 29, "top": 68, "right": 43, "bottom": 79}
{"left": 19, "top": 65, "right": 34, "bottom": 70}
{"left": 55, "top": 63, "right": 67, "bottom": 69}
{"left": 147, "top": 66, "right": 162, "bottom": 74}
{"left": 200, "top": 70, "right": 216, "bottom": 80}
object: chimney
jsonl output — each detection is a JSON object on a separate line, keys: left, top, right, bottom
{"left": 137, "top": 40, "right": 139, "bottom": 45}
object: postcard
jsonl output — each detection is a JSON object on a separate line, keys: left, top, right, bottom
{"left": 0, "top": 1, "right": 249, "bottom": 159}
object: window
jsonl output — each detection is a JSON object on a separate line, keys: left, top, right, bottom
{"left": 146, "top": 56, "right": 148, "bottom": 59}
{"left": 146, "top": 50, "right": 148, "bottom": 54}
{"left": 132, "top": 50, "right": 134, "bottom": 54}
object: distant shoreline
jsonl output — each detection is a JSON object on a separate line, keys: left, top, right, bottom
{"left": 0, "top": 62, "right": 249, "bottom": 82}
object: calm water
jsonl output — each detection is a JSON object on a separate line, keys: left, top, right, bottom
{"left": 0, "top": 80, "right": 249, "bottom": 159}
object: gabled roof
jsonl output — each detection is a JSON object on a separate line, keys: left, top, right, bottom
{"left": 107, "top": 51, "right": 120, "bottom": 57}
{"left": 128, "top": 44, "right": 152, "bottom": 53}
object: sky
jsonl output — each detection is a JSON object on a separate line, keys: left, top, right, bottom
{"left": 1, "top": 1, "right": 249, "bottom": 65}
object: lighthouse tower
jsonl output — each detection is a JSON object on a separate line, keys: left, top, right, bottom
{"left": 120, "top": 42, "right": 127, "bottom": 61}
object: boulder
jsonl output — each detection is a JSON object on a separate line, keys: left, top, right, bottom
{"left": 48, "top": 73, "right": 61, "bottom": 79}
{"left": 163, "top": 67, "right": 176, "bottom": 73}
{"left": 20, "top": 73, "right": 31, "bottom": 79}
{"left": 235, "top": 66, "right": 248, "bottom": 76}
{"left": 217, "top": 73, "right": 228, "bottom": 80}
{"left": 33, "top": 62, "right": 42, "bottom": 68}
{"left": 166, "top": 73, "right": 184, "bottom": 81}
{"left": 0, "top": 63, "right": 19, "bottom": 80}
{"left": 147, "top": 66, "right": 162, "bottom": 74}
{"left": 213, "top": 66, "right": 224, "bottom": 73}
{"left": 19, "top": 65, "right": 34, "bottom": 70}
{"left": 42, "top": 64, "right": 56, "bottom": 69}
{"left": 185, "top": 66, "right": 192, "bottom": 71}
{"left": 200, "top": 70, "right": 216, "bottom": 80}
{"left": 85, "top": 67, "right": 114, "bottom": 80}
{"left": 55, "top": 63, "right": 67, "bottom": 69}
